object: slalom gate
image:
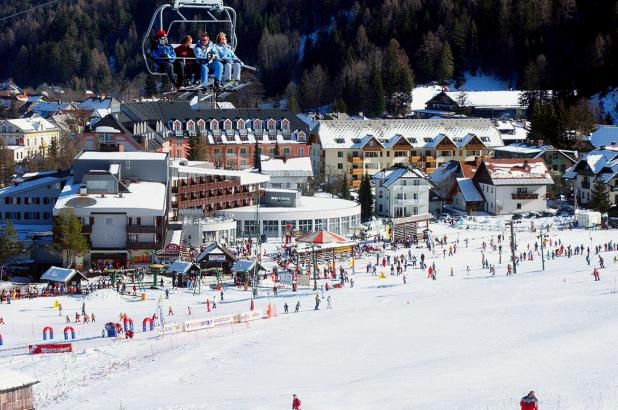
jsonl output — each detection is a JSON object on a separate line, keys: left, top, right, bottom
{"left": 63, "top": 326, "right": 76, "bottom": 340}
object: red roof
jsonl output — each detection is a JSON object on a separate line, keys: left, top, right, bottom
{"left": 297, "top": 230, "right": 348, "bottom": 244}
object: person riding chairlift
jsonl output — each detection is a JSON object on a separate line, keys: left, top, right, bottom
{"left": 215, "top": 32, "right": 242, "bottom": 85}
{"left": 194, "top": 31, "right": 223, "bottom": 90}
{"left": 150, "top": 29, "right": 177, "bottom": 88}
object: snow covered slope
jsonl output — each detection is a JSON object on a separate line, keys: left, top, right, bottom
{"left": 2, "top": 222, "right": 618, "bottom": 409}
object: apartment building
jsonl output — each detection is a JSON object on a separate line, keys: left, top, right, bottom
{"left": 311, "top": 118, "right": 503, "bottom": 188}
{"left": 53, "top": 152, "right": 169, "bottom": 267}
{"left": 563, "top": 147, "right": 618, "bottom": 207}
{"left": 0, "top": 117, "right": 61, "bottom": 161}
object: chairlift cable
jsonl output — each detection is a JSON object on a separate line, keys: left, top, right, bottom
{"left": 0, "top": 0, "right": 63, "bottom": 23}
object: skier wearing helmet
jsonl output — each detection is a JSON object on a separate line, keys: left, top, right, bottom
{"left": 520, "top": 391, "right": 539, "bottom": 410}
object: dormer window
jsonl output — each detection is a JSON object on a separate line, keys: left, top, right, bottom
{"left": 481, "top": 136, "right": 490, "bottom": 142}
{"left": 253, "top": 119, "right": 263, "bottom": 134}
{"left": 409, "top": 138, "right": 417, "bottom": 143}
{"left": 297, "top": 131, "right": 306, "bottom": 142}
{"left": 197, "top": 119, "right": 206, "bottom": 132}
{"left": 223, "top": 119, "right": 233, "bottom": 133}
{"left": 210, "top": 119, "right": 220, "bottom": 135}
{"left": 173, "top": 120, "right": 182, "bottom": 135}
{"left": 281, "top": 118, "right": 291, "bottom": 135}
{"left": 423, "top": 137, "right": 432, "bottom": 143}
{"left": 267, "top": 118, "right": 276, "bottom": 135}
{"left": 237, "top": 119, "right": 247, "bottom": 133}
{"left": 186, "top": 120, "right": 196, "bottom": 136}
{"left": 335, "top": 138, "right": 345, "bottom": 144}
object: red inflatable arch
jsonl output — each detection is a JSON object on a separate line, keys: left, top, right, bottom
{"left": 64, "top": 326, "right": 76, "bottom": 340}
{"left": 123, "top": 317, "right": 134, "bottom": 332}
{"left": 43, "top": 326, "right": 54, "bottom": 341}
{"left": 142, "top": 317, "right": 154, "bottom": 332}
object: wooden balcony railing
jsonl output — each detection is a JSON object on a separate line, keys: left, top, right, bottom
{"left": 511, "top": 193, "right": 539, "bottom": 200}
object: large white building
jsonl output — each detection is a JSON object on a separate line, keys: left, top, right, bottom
{"left": 53, "top": 152, "right": 170, "bottom": 267}
{"left": 260, "top": 156, "right": 313, "bottom": 192}
{"left": 371, "top": 166, "right": 432, "bottom": 218}
{"left": 310, "top": 118, "right": 504, "bottom": 188}
{"left": 222, "top": 190, "right": 360, "bottom": 239}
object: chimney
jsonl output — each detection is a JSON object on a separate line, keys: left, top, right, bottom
{"left": 536, "top": 139, "right": 544, "bottom": 147}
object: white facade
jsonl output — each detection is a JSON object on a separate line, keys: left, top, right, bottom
{"left": 372, "top": 167, "right": 431, "bottom": 218}
{"left": 181, "top": 216, "right": 237, "bottom": 248}
{"left": 221, "top": 196, "right": 361, "bottom": 238}
{"left": 479, "top": 182, "right": 548, "bottom": 214}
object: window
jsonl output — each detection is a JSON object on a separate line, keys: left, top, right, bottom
{"left": 338, "top": 163, "right": 343, "bottom": 170}
{"left": 365, "top": 151, "right": 378, "bottom": 158}
{"left": 335, "top": 138, "right": 345, "bottom": 144}
{"left": 227, "top": 148, "right": 234, "bottom": 154}
{"left": 100, "top": 133, "right": 114, "bottom": 144}
{"left": 517, "top": 187, "right": 528, "bottom": 194}
{"left": 394, "top": 151, "right": 407, "bottom": 157}
{"left": 281, "top": 119, "right": 290, "bottom": 134}
{"left": 283, "top": 147, "right": 291, "bottom": 155}
{"left": 4, "top": 197, "right": 10, "bottom": 205}
{"left": 223, "top": 119, "right": 233, "bottom": 132}
{"left": 299, "top": 148, "right": 304, "bottom": 156}
{"left": 105, "top": 217, "right": 113, "bottom": 225}
{"left": 43, "top": 212, "right": 50, "bottom": 219}
{"left": 337, "top": 151, "right": 344, "bottom": 158}
{"left": 128, "top": 233, "right": 137, "bottom": 242}
{"left": 516, "top": 203, "right": 521, "bottom": 209}
{"left": 43, "top": 197, "right": 50, "bottom": 204}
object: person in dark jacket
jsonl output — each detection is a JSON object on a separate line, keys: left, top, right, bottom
{"left": 151, "top": 29, "right": 176, "bottom": 87}
{"left": 520, "top": 391, "right": 539, "bottom": 410}
{"left": 174, "top": 35, "right": 196, "bottom": 87}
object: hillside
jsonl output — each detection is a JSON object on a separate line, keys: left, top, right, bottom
{"left": 0, "top": 0, "right": 616, "bottom": 112}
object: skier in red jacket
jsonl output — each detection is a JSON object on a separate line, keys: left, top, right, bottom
{"left": 291, "top": 394, "right": 301, "bottom": 410}
{"left": 520, "top": 391, "right": 538, "bottom": 410}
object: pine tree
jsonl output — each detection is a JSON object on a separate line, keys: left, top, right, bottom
{"left": 0, "top": 139, "right": 14, "bottom": 188}
{"left": 368, "top": 63, "right": 385, "bottom": 117}
{"left": 333, "top": 98, "right": 348, "bottom": 113}
{"left": 48, "top": 138, "right": 60, "bottom": 168}
{"left": 273, "top": 140, "right": 280, "bottom": 157}
{"left": 144, "top": 74, "right": 157, "bottom": 97}
{"left": 0, "top": 219, "right": 19, "bottom": 262}
{"left": 438, "top": 42, "right": 454, "bottom": 82}
{"left": 253, "top": 140, "right": 262, "bottom": 172}
{"left": 591, "top": 179, "right": 610, "bottom": 213}
{"left": 52, "top": 209, "right": 89, "bottom": 267}
{"left": 187, "top": 134, "right": 201, "bottom": 161}
{"left": 340, "top": 174, "right": 351, "bottom": 200}
{"left": 357, "top": 174, "right": 374, "bottom": 222}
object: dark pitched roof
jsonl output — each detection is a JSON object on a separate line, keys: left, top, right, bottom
{"left": 119, "top": 101, "right": 309, "bottom": 132}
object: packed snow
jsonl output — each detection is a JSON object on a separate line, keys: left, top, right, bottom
{"left": 1, "top": 220, "right": 618, "bottom": 409}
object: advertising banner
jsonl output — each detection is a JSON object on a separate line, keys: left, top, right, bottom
{"left": 279, "top": 271, "right": 293, "bottom": 284}
{"left": 184, "top": 318, "right": 215, "bottom": 332}
{"left": 28, "top": 343, "right": 73, "bottom": 354}
{"left": 161, "top": 322, "right": 184, "bottom": 335}
{"left": 213, "top": 314, "right": 235, "bottom": 327}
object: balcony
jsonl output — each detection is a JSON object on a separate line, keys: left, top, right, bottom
{"left": 409, "top": 156, "right": 421, "bottom": 162}
{"left": 352, "top": 168, "right": 363, "bottom": 175}
{"left": 349, "top": 156, "right": 362, "bottom": 163}
{"left": 127, "top": 241, "right": 162, "bottom": 250}
{"left": 126, "top": 225, "right": 161, "bottom": 234}
{"left": 425, "top": 167, "right": 436, "bottom": 174}
{"left": 351, "top": 180, "right": 361, "bottom": 188}
{"left": 512, "top": 193, "right": 539, "bottom": 200}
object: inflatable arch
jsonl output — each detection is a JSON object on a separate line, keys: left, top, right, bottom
{"left": 123, "top": 317, "right": 134, "bottom": 332}
{"left": 142, "top": 317, "right": 154, "bottom": 332}
{"left": 64, "top": 326, "right": 76, "bottom": 340}
{"left": 43, "top": 326, "right": 54, "bottom": 341}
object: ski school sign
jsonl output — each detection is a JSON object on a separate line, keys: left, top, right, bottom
{"left": 28, "top": 343, "right": 73, "bottom": 354}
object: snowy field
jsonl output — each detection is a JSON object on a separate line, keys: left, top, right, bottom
{"left": 2, "top": 221, "right": 618, "bottom": 409}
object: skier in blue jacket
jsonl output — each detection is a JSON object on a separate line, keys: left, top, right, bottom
{"left": 215, "top": 32, "right": 242, "bottom": 84}
{"left": 194, "top": 32, "right": 223, "bottom": 90}
{"left": 151, "top": 29, "right": 177, "bottom": 87}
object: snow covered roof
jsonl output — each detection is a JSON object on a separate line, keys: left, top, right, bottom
{"left": 54, "top": 177, "right": 167, "bottom": 216}
{"left": 411, "top": 86, "right": 442, "bottom": 111}
{"left": 565, "top": 148, "right": 618, "bottom": 180}
{"left": 482, "top": 159, "right": 554, "bottom": 185}
{"left": 0, "top": 370, "right": 38, "bottom": 392}
{"left": 172, "top": 165, "right": 270, "bottom": 185}
{"left": 260, "top": 156, "right": 313, "bottom": 176}
{"left": 444, "top": 90, "right": 524, "bottom": 109}
{"left": 588, "top": 125, "right": 618, "bottom": 148}
{"left": 196, "top": 242, "right": 237, "bottom": 262}
{"left": 2, "top": 117, "right": 59, "bottom": 133}
{"left": 76, "top": 96, "right": 116, "bottom": 110}
{"left": 456, "top": 178, "right": 484, "bottom": 202}
{"left": 41, "top": 266, "right": 87, "bottom": 283}
{"left": 0, "top": 176, "right": 65, "bottom": 197}
{"left": 494, "top": 144, "right": 543, "bottom": 155}
{"left": 372, "top": 166, "right": 430, "bottom": 188}
{"left": 316, "top": 118, "right": 503, "bottom": 149}
{"left": 30, "top": 101, "right": 73, "bottom": 116}
{"left": 167, "top": 260, "right": 196, "bottom": 274}
{"left": 77, "top": 151, "right": 168, "bottom": 161}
